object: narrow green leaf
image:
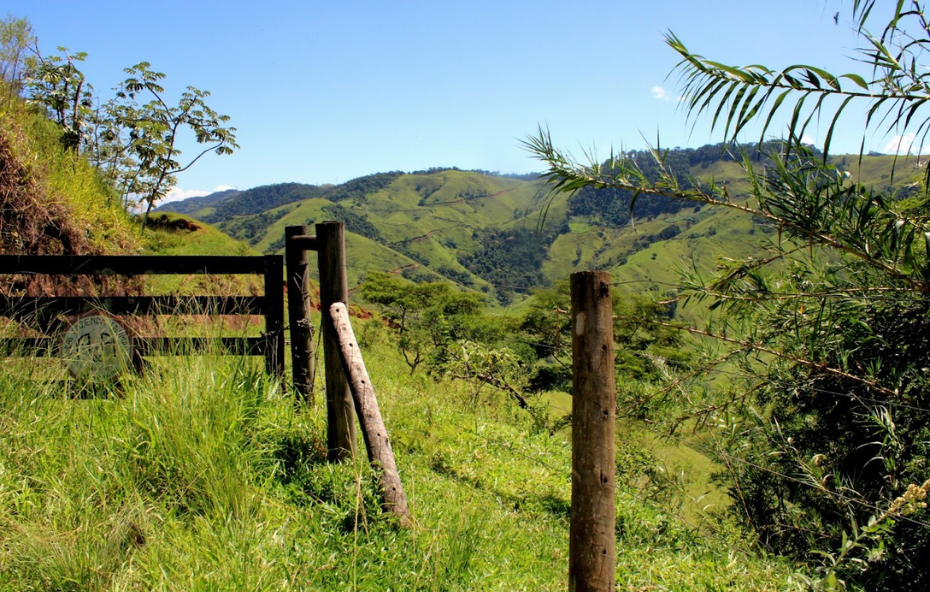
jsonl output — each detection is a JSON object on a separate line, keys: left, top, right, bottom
{"left": 711, "top": 82, "right": 740, "bottom": 133}
{"left": 805, "top": 66, "right": 841, "bottom": 90}
{"left": 786, "top": 93, "right": 810, "bottom": 155}
{"left": 759, "top": 90, "right": 793, "bottom": 145}
{"left": 840, "top": 73, "right": 870, "bottom": 90}
{"left": 705, "top": 60, "right": 755, "bottom": 83}
{"left": 732, "top": 86, "right": 763, "bottom": 139}
{"left": 724, "top": 85, "right": 750, "bottom": 139}
{"left": 823, "top": 95, "right": 855, "bottom": 161}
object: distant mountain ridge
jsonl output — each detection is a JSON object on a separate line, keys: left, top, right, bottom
{"left": 159, "top": 188, "right": 241, "bottom": 215}
{"left": 158, "top": 148, "right": 922, "bottom": 308}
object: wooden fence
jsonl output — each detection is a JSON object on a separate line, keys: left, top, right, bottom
{"left": 0, "top": 225, "right": 361, "bottom": 475}
{"left": 1, "top": 227, "right": 620, "bottom": 555}
{"left": 0, "top": 223, "right": 409, "bottom": 526}
{"left": 569, "top": 270, "right": 616, "bottom": 591}
{"left": 0, "top": 223, "right": 361, "bottom": 469}
{"left": 0, "top": 254, "right": 285, "bottom": 377}
{"left": 286, "top": 222, "right": 410, "bottom": 524}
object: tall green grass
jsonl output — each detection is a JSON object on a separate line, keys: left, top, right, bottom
{"left": 0, "top": 91, "right": 138, "bottom": 255}
{"left": 0, "top": 320, "right": 801, "bottom": 590}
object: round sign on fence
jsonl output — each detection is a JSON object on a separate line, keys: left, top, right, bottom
{"left": 61, "top": 313, "right": 133, "bottom": 381}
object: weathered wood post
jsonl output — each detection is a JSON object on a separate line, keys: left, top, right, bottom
{"left": 263, "top": 254, "right": 285, "bottom": 381}
{"left": 569, "top": 271, "right": 616, "bottom": 592}
{"left": 330, "top": 302, "right": 412, "bottom": 527}
{"left": 316, "top": 222, "right": 356, "bottom": 461}
{"left": 285, "top": 225, "right": 316, "bottom": 403}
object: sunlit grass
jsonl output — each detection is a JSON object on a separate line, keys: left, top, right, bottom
{"left": 0, "top": 317, "right": 800, "bottom": 590}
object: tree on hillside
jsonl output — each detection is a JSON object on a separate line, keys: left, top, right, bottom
{"left": 0, "top": 14, "right": 35, "bottom": 99}
{"left": 23, "top": 47, "right": 92, "bottom": 152}
{"left": 23, "top": 45, "right": 237, "bottom": 222}
{"left": 528, "top": 2, "right": 930, "bottom": 589}
{"left": 98, "top": 62, "right": 238, "bottom": 222}
{"left": 360, "top": 272, "right": 487, "bottom": 373}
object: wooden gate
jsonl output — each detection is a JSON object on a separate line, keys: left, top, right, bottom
{"left": 0, "top": 254, "right": 285, "bottom": 378}
{"left": 0, "top": 223, "right": 410, "bottom": 527}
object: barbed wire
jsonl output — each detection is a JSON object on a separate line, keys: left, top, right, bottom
{"left": 486, "top": 395, "right": 930, "bottom": 532}
{"left": 316, "top": 262, "right": 930, "bottom": 309}
{"left": 698, "top": 367, "right": 930, "bottom": 416}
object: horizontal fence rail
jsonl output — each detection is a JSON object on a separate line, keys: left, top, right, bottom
{"left": 0, "top": 255, "right": 284, "bottom": 380}
{"left": 0, "top": 337, "right": 266, "bottom": 357}
{"left": 0, "top": 295, "right": 266, "bottom": 318}
{"left": 0, "top": 255, "right": 268, "bottom": 275}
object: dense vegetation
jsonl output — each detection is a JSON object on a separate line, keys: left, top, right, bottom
{"left": 325, "top": 171, "right": 403, "bottom": 203}
{"left": 321, "top": 203, "right": 384, "bottom": 243}
{"left": 529, "top": 2, "right": 930, "bottom": 589}
{"left": 567, "top": 149, "right": 701, "bottom": 227}
{"left": 219, "top": 207, "right": 296, "bottom": 245}
{"left": 458, "top": 226, "right": 556, "bottom": 302}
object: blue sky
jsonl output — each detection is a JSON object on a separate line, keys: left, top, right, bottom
{"left": 9, "top": 1, "right": 899, "bottom": 201}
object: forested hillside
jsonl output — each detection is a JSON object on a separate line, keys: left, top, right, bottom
{"left": 161, "top": 147, "right": 923, "bottom": 307}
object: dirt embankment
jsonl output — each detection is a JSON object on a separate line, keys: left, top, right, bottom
{"left": 0, "top": 128, "right": 142, "bottom": 297}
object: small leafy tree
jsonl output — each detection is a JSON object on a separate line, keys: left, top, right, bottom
{"left": 101, "top": 62, "right": 238, "bottom": 221}
{"left": 24, "top": 47, "right": 237, "bottom": 221}
{"left": 435, "top": 340, "right": 529, "bottom": 407}
{"left": 528, "top": 2, "right": 930, "bottom": 589}
{"left": 359, "top": 272, "right": 486, "bottom": 373}
{"left": 0, "top": 14, "right": 35, "bottom": 99}
{"left": 23, "top": 47, "right": 91, "bottom": 152}
{"left": 359, "top": 273, "right": 537, "bottom": 409}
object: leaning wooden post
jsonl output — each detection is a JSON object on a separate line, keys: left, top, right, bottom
{"left": 316, "top": 221, "right": 356, "bottom": 461}
{"left": 285, "top": 225, "right": 316, "bottom": 404}
{"left": 263, "top": 254, "right": 286, "bottom": 381}
{"left": 569, "top": 271, "right": 616, "bottom": 592}
{"left": 330, "top": 302, "right": 412, "bottom": 527}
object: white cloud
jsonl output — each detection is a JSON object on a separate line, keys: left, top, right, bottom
{"left": 162, "top": 184, "right": 235, "bottom": 204}
{"left": 884, "top": 133, "right": 918, "bottom": 155}
{"left": 163, "top": 187, "right": 209, "bottom": 203}
{"left": 652, "top": 86, "right": 670, "bottom": 101}
{"left": 800, "top": 134, "right": 816, "bottom": 145}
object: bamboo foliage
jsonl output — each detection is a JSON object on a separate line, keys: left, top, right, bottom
{"left": 667, "top": 1, "right": 930, "bottom": 161}
{"left": 526, "top": 2, "right": 930, "bottom": 588}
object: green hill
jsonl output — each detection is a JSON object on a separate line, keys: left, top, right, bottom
{"left": 0, "top": 84, "right": 258, "bottom": 295}
{"left": 0, "top": 85, "right": 138, "bottom": 261}
{"left": 162, "top": 150, "right": 922, "bottom": 310}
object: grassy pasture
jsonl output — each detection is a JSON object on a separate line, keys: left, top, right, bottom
{"left": 0, "top": 317, "right": 800, "bottom": 591}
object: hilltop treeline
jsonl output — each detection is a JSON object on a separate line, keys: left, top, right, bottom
{"left": 568, "top": 141, "right": 819, "bottom": 227}
{"left": 201, "top": 173, "right": 404, "bottom": 224}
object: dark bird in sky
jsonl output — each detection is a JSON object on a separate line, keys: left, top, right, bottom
{"left": 834, "top": 12, "right": 839, "bottom": 25}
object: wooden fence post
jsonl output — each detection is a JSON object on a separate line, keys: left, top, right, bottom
{"left": 569, "top": 271, "right": 616, "bottom": 592}
{"left": 330, "top": 302, "right": 412, "bottom": 527}
{"left": 285, "top": 225, "right": 315, "bottom": 403}
{"left": 316, "top": 221, "right": 356, "bottom": 461}
{"left": 263, "top": 255, "right": 285, "bottom": 381}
